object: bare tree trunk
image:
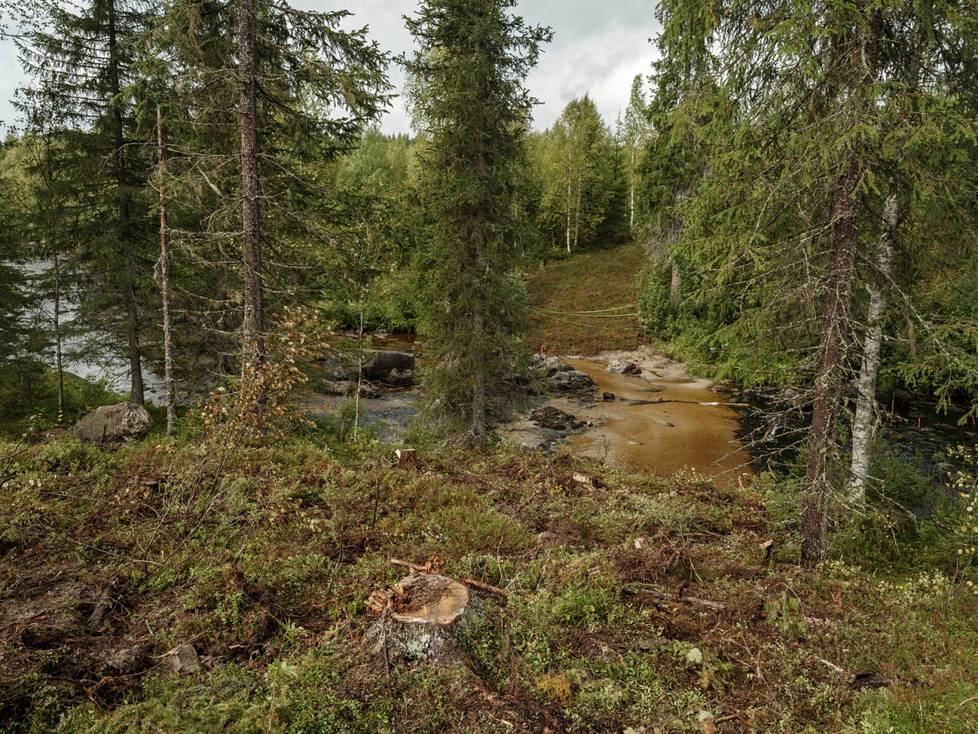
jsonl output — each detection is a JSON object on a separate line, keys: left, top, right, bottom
{"left": 108, "top": 0, "right": 144, "bottom": 405}
{"left": 574, "top": 184, "right": 581, "bottom": 250}
{"left": 471, "top": 229, "right": 487, "bottom": 445}
{"left": 629, "top": 147, "right": 636, "bottom": 230}
{"left": 801, "top": 154, "right": 861, "bottom": 568}
{"left": 565, "top": 182, "right": 572, "bottom": 253}
{"left": 848, "top": 194, "right": 897, "bottom": 500}
{"left": 238, "top": 0, "right": 265, "bottom": 378}
{"left": 471, "top": 319, "right": 486, "bottom": 445}
{"left": 353, "top": 309, "right": 364, "bottom": 441}
{"left": 52, "top": 252, "right": 64, "bottom": 420}
{"left": 157, "top": 106, "right": 177, "bottom": 436}
{"left": 669, "top": 259, "right": 682, "bottom": 308}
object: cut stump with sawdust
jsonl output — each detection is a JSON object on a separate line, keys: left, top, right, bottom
{"left": 365, "top": 574, "right": 483, "bottom": 665}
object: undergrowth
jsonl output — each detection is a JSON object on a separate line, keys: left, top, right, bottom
{"left": 1, "top": 432, "right": 976, "bottom": 733}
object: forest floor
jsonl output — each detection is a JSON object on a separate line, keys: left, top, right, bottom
{"left": 0, "top": 246, "right": 976, "bottom": 733}
{"left": 525, "top": 242, "right": 647, "bottom": 355}
{"left": 1, "top": 436, "right": 976, "bottom": 733}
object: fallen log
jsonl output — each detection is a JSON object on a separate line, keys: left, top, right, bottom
{"left": 623, "top": 583, "right": 726, "bottom": 610}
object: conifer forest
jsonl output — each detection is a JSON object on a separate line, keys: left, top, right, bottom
{"left": 0, "top": 1, "right": 977, "bottom": 732}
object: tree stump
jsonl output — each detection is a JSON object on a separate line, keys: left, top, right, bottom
{"left": 365, "top": 574, "right": 482, "bottom": 665}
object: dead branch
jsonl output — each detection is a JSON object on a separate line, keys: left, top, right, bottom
{"left": 623, "top": 583, "right": 727, "bottom": 610}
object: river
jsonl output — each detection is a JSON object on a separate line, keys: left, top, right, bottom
{"left": 20, "top": 260, "right": 166, "bottom": 403}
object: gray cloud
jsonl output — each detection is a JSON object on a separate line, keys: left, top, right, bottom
{"left": 0, "top": 1, "right": 660, "bottom": 134}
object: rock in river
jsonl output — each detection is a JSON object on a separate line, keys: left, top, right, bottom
{"left": 530, "top": 406, "right": 588, "bottom": 432}
{"left": 532, "top": 353, "right": 573, "bottom": 376}
{"left": 607, "top": 359, "right": 641, "bottom": 376}
{"left": 322, "top": 349, "right": 415, "bottom": 381}
{"left": 549, "top": 369, "right": 594, "bottom": 393}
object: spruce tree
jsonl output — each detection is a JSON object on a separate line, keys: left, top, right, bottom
{"left": 142, "top": 0, "right": 390, "bottom": 394}
{"left": 403, "top": 0, "right": 551, "bottom": 443}
{"left": 9, "top": 0, "right": 157, "bottom": 405}
{"left": 649, "top": 0, "right": 978, "bottom": 566}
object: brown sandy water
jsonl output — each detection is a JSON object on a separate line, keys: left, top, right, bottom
{"left": 548, "top": 352, "right": 753, "bottom": 486}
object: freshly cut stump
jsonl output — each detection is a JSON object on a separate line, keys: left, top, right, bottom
{"left": 365, "top": 574, "right": 482, "bottom": 665}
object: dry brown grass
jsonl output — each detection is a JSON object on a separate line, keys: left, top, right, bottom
{"left": 525, "top": 242, "right": 648, "bottom": 355}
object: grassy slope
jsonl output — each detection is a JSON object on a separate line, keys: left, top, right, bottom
{"left": 525, "top": 243, "right": 647, "bottom": 355}
{"left": 1, "top": 430, "right": 976, "bottom": 733}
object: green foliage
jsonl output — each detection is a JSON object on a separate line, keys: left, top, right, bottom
{"left": 832, "top": 444, "right": 965, "bottom": 574}
{"left": 638, "top": 0, "right": 978, "bottom": 400}
{"left": 0, "top": 367, "right": 125, "bottom": 438}
{"left": 638, "top": 259, "right": 679, "bottom": 339}
{"left": 532, "top": 96, "right": 629, "bottom": 254}
{"left": 0, "top": 437, "right": 976, "bottom": 732}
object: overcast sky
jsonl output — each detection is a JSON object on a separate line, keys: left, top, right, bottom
{"left": 0, "top": 1, "right": 660, "bottom": 135}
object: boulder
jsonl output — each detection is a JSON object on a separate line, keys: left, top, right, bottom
{"left": 73, "top": 403, "right": 151, "bottom": 445}
{"left": 530, "top": 406, "right": 587, "bottom": 432}
{"left": 383, "top": 368, "right": 415, "bottom": 388}
{"left": 532, "top": 354, "right": 572, "bottom": 376}
{"left": 322, "top": 379, "right": 381, "bottom": 399}
{"left": 163, "top": 643, "right": 200, "bottom": 675}
{"left": 367, "top": 350, "right": 415, "bottom": 378}
{"left": 323, "top": 350, "right": 416, "bottom": 382}
{"left": 549, "top": 369, "right": 594, "bottom": 393}
{"left": 607, "top": 359, "right": 641, "bottom": 376}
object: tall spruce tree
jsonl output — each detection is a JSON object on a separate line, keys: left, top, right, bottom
{"left": 9, "top": 0, "right": 156, "bottom": 405}
{"left": 140, "top": 0, "right": 390, "bottom": 394}
{"left": 403, "top": 0, "right": 551, "bottom": 443}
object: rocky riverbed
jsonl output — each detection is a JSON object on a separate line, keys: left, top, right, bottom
{"left": 501, "top": 347, "right": 754, "bottom": 486}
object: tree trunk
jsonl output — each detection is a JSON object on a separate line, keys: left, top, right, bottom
{"left": 565, "top": 182, "right": 572, "bottom": 253}
{"left": 574, "top": 184, "right": 581, "bottom": 250}
{"left": 238, "top": 0, "right": 265, "bottom": 377}
{"left": 52, "top": 252, "right": 64, "bottom": 420}
{"left": 801, "top": 11, "right": 877, "bottom": 567}
{"left": 107, "top": 0, "right": 144, "bottom": 405}
{"left": 629, "top": 147, "right": 636, "bottom": 230}
{"left": 801, "top": 154, "right": 861, "bottom": 568}
{"left": 353, "top": 308, "right": 364, "bottom": 441}
{"left": 848, "top": 194, "right": 897, "bottom": 500}
{"left": 471, "top": 311, "right": 486, "bottom": 445}
{"left": 157, "top": 106, "right": 177, "bottom": 436}
{"left": 669, "top": 259, "right": 682, "bottom": 308}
